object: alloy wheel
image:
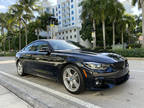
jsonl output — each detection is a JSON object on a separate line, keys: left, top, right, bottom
{"left": 63, "top": 68, "right": 80, "bottom": 92}
{"left": 17, "top": 61, "right": 23, "bottom": 75}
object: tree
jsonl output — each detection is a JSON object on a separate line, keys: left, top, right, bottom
{"left": 132, "top": 0, "right": 144, "bottom": 45}
{"left": 0, "top": 13, "right": 7, "bottom": 53}
{"left": 35, "top": 18, "right": 42, "bottom": 40}
{"left": 125, "top": 14, "right": 136, "bottom": 44}
{"left": 98, "top": 0, "right": 111, "bottom": 49}
{"left": 9, "top": 0, "right": 39, "bottom": 50}
{"left": 118, "top": 16, "right": 126, "bottom": 47}
{"left": 96, "top": 0, "right": 121, "bottom": 49}
{"left": 109, "top": 0, "right": 125, "bottom": 47}
{"left": 80, "top": 0, "right": 100, "bottom": 49}
{"left": 18, "top": 0, "right": 39, "bottom": 46}
{"left": 9, "top": 4, "right": 24, "bottom": 50}
{"left": 118, "top": 14, "right": 136, "bottom": 47}
{"left": 22, "top": 14, "right": 35, "bottom": 45}
{"left": 5, "top": 13, "right": 16, "bottom": 51}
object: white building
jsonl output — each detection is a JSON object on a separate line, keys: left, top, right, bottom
{"left": 43, "top": 0, "right": 91, "bottom": 48}
{"left": 57, "top": 0, "right": 82, "bottom": 28}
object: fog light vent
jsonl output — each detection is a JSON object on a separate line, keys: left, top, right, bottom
{"left": 95, "top": 80, "right": 102, "bottom": 86}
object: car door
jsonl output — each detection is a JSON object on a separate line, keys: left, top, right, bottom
{"left": 21, "top": 43, "right": 37, "bottom": 75}
{"left": 32, "top": 41, "right": 59, "bottom": 79}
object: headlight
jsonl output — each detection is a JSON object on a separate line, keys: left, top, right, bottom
{"left": 84, "top": 62, "right": 110, "bottom": 70}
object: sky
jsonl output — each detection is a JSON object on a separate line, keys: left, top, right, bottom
{"left": 0, "top": 0, "right": 142, "bottom": 15}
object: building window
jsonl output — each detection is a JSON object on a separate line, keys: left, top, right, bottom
{"left": 66, "top": 36, "right": 68, "bottom": 39}
{"left": 46, "top": 8, "right": 49, "bottom": 13}
{"left": 72, "top": 17, "right": 74, "bottom": 20}
{"left": 63, "top": 37, "right": 64, "bottom": 40}
{"left": 59, "top": 33, "right": 61, "bottom": 35}
{"left": 52, "top": 8, "right": 55, "bottom": 15}
{"left": 58, "top": 4, "right": 60, "bottom": 8}
{"left": 59, "top": 11, "right": 61, "bottom": 14}
{"left": 71, "top": 11, "right": 74, "bottom": 15}
{"left": 59, "top": 21, "right": 61, "bottom": 25}
{"left": 63, "top": 32, "right": 64, "bottom": 34}
{"left": 72, "top": 23, "right": 75, "bottom": 25}
{"left": 74, "top": 29, "right": 76, "bottom": 32}
{"left": 79, "top": 9, "right": 82, "bottom": 13}
{"left": 71, "top": 5, "right": 74, "bottom": 8}
{"left": 70, "top": 30, "right": 72, "bottom": 32}
{"left": 74, "top": 35, "right": 76, "bottom": 38}
{"left": 70, "top": 35, "right": 72, "bottom": 39}
{"left": 71, "top": 0, "right": 73, "bottom": 2}
{"left": 66, "top": 31, "right": 68, "bottom": 33}
{"left": 59, "top": 16, "right": 61, "bottom": 19}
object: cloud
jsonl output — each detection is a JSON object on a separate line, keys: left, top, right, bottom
{"left": 0, "top": 5, "right": 6, "bottom": 9}
{"left": 0, "top": 0, "right": 16, "bottom": 12}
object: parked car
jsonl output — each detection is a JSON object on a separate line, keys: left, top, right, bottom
{"left": 16, "top": 39, "right": 129, "bottom": 94}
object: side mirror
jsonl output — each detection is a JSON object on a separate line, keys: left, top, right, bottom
{"left": 39, "top": 47, "right": 51, "bottom": 54}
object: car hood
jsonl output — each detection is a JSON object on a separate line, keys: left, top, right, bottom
{"left": 54, "top": 49, "right": 125, "bottom": 64}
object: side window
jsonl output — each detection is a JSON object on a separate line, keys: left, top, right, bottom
{"left": 37, "top": 42, "right": 49, "bottom": 51}
{"left": 24, "top": 42, "right": 39, "bottom": 52}
{"left": 23, "top": 41, "right": 49, "bottom": 52}
{"left": 24, "top": 44, "right": 33, "bottom": 51}
{"left": 29, "top": 43, "right": 39, "bottom": 51}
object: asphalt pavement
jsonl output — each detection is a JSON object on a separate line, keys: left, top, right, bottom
{"left": 0, "top": 57, "right": 144, "bottom": 108}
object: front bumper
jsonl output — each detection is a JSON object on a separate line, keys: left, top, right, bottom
{"left": 85, "top": 67, "right": 130, "bottom": 90}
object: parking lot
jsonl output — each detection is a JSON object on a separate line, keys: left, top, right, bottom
{"left": 0, "top": 57, "right": 144, "bottom": 108}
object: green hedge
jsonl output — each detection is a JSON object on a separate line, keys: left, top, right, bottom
{"left": 128, "top": 43, "right": 142, "bottom": 49}
{"left": 1, "top": 48, "right": 144, "bottom": 57}
{"left": 112, "top": 48, "right": 144, "bottom": 57}
{"left": 84, "top": 48, "right": 144, "bottom": 57}
{"left": 0, "top": 51, "right": 16, "bottom": 56}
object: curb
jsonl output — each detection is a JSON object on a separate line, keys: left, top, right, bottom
{"left": 0, "top": 75, "right": 51, "bottom": 108}
{"left": 127, "top": 57, "right": 144, "bottom": 60}
{"left": 0, "top": 71, "right": 101, "bottom": 108}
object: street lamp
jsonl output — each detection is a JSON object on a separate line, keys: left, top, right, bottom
{"left": 47, "top": 17, "right": 58, "bottom": 39}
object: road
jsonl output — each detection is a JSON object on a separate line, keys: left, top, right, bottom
{"left": 0, "top": 57, "right": 144, "bottom": 108}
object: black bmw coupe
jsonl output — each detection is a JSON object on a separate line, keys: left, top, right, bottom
{"left": 16, "top": 39, "right": 129, "bottom": 94}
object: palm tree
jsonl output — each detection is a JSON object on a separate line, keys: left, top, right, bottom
{"left": 109, "top": 0, "right": 125, "bottom": 47}
{"left": 98, "top": 0, "right": 114, "bottom": 49}
{"left": 80, "top": 0, "right": 100, "bottom": 49}
{"left": 5, "top": 12, "right": 16, "bottom": 51}
{"left": 0, "top": 13, "right": 7, "bottom": 53}
{"left": 9, "top": 0, "right": 39, "bottom": 50}
{"left": 132, "top": 0, "right": 144, "bottom": 44}
{"left": 22, "top": 14, "right": 35, "bottom": 45}
{"left": 118, "top": 16, "right": 127, "bottom": 47}
{"left": 118, "top": 14, "right": 136, "bottom": 47}
{"left": 9, "top": 3, "right": 24, "bottom": 50}
{"left": 125, "top": 14, "right": 136, "bottom": 44}
{"left": 19, "top": 0, "right": 38, "bottom": 45}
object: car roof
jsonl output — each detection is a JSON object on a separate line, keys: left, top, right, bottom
{"left": 35, "top": 39, "right": 65, "bottom": 42}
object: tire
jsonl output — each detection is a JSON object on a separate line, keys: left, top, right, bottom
{"left": 62, "top": 65, "right": 85, "bottom": 94}
{"left": 17, "top": 61, "right": 25, "bottom": 76}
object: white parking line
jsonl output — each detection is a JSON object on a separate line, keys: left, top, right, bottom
{"left": 0, "top": 60, "right": 15, "bottom": 64}
{"left": 0, "top": 70, "right": 101, "bottom": 108}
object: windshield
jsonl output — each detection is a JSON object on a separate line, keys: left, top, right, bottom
{"left": 49, "top": 40, "right": 80, "bottom": 50}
